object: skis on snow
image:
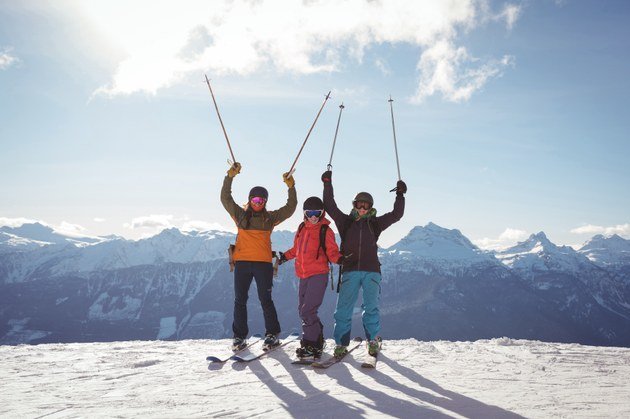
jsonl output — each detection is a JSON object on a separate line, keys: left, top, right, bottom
{"left": 310, "top": 337, "right": 363, "bottom": 369}
{"left": 361, "top": 339, "right": 382, "bottom": 369}
{"left": 206, "top": 334, "right": 262, "bottom": 363}
{"left": 231, "top": 332, "right": 300, "bottom": 363}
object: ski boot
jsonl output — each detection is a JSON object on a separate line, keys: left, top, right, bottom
{"left": 333, "top": 345, "right": 348, "bottom": 359}
{"left": 367, "top": 336, "right": 382, "bottom": 356}
{"left": 232, "top": 337, "right": 247, "bottom": 352}
{"left": 262, "top": 333, "right": 280, "bottom": 351}
{"left": 296, "top": 339, "right": 323, "bottom": 360}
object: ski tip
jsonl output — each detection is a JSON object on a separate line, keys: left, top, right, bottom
{"left": 206, "top": 356, "right": 221, "bottom": 362}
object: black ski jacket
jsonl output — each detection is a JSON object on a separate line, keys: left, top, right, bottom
{"left": 323, "top": 181, "right": 405, "bottom": 273}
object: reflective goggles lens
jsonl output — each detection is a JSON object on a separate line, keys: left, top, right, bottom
{"left": 354, "top": 201, "right": 372, "bottom": 210}
{"left": 304, "top": 209, "right": 323, "bottom": 218}
{"left": 250, "top": 197, "right": 266, "bottom": 206}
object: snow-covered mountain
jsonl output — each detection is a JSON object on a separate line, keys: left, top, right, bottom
{"left": 579, "top": 234, "right": 630, "bottom": 268}
{"left": 385, "top": 222, "right": 494, "bottom": 263}
{"left": 1, "top": 221, "right": 629, "bottom": 347}
{"left": 0, "top": 222, "right": 102, "bottom": 253}
{"left": 495, "top": 232, "right": 596, "bottom": 276}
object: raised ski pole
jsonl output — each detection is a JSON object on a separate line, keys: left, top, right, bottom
{"left": 388, "top": 95, "right": 402, "bottom": 192}
{"left": 204, "top": 74, "right": 236, "bottom": 164}
{"left": 287, "top": 91, "right": 332, "bottom": 176}
{"left": 327, "top": 103, "right": 345, "bottom": 171}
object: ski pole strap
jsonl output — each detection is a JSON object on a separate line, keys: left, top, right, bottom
{"left": 336, "top": 268, "right": 343, "bottom": 293}
{"left": 329, "top": 262, "right": 334, "bottom": 290}
{"left": 228, "top": 244, "right": 235, "bottom": 272}
{"left": 272, "top": 251, "right": 279, "bottom": 278}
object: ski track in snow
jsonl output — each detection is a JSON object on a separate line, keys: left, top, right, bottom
{"left": 1, "top": 338, "right": 630, "bottom": 418}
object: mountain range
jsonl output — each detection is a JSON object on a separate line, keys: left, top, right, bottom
{"left": 1, "top": 222, "right": 629, "bottom": 346}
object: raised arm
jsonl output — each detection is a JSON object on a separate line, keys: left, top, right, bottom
{"left": 375, "top": 180, "right": 406, "bottom": 231}
{"left": 220, "top": 163, "right": 245, "bottom": 221}
{"left": 322, "top": 170, "right": 347, "bottom": 226}
{"left": 268, "top": 172, "right": 297, "bottom": 226}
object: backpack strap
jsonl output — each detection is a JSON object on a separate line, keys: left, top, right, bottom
{"left": 317, "top": 224, "right": 329, "bottom": 260}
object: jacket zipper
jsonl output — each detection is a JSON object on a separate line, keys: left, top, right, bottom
{"left": 358, "top": 221, "right": 363, "bottom": 270}
{"left": 298, "top": 229, "right": 309, "bottom": 278}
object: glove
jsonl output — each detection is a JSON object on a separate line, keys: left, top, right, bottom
{"left": 396, "top": 180, "right": 407, "bottom": 196}
{"left": 283, "top": 172, "right": 295, "bottom": 188}
{"left": 336, "top": 255, "right": 345, "bottom": 265}
{"left": 278, "top": 251, "right": 287, "bottom": 266}
{"left": 321, "top": 170, "right": 332, "bottom": 184}
{"left": 227, "top": 162, "right": 241, "bottom": 178}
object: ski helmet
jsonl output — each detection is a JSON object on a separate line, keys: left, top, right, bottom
{"left": 248, "top": 186, "right": 268, "bottom": 200}
{"left": 303, "top": 196, "right": 324, "bottom": 211}
{"left": 352, "top": 192, "right": 373, "bottom": 206}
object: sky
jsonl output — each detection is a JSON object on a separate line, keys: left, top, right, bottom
{"left": 1, "top": 0, "right": 629, "bottom": 249}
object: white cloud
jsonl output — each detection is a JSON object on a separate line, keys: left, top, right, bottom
{"left": 474, "top": 227, "right": 528, "bottom": 250}
{"left": 125, "top": 214, "right": 174, "bottom": 230}
{"left": 182, "top": 220, "right": 231, "bottom": 232}
{"left": 54, "top": 221, "right": 94, "bottom": 238}
{"left": 374, "top": 58, "right": 391, "bottom": 76}
{"left": 81, "top": 0, "right": 520, "bottom": 102}
{"left": 93, "top": 217, "right": 106, "bottom": 223}
{"left": 0, "top": 217, "right": 39, "bottom": 228}
{"left": 413, "top": 40, "right": 515, "bottom": 103}
{"left": 570, "top": 224, "right": 630, "bottom": 237}
{"left": 496, "top": 4, "right": 521, "bottom": 30}
{"left": 0, "top": 48, "right": 19, "bottom": 70}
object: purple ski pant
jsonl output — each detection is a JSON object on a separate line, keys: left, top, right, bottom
{"left": 298, "top": 273, "right": 329, "bottom": 343}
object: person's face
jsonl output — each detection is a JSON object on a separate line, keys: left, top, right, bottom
{"left": 304, "top": 209, "right": 323, "bottom": 224}
{"left": 354, "top": 201, "right": 371, "bottom": 216}
{"left": 250, "top": 196, "right": 266, "bottom": 212}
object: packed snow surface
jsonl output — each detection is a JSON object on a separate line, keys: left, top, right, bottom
{"left": 1, "top": 338, "right": 629, "bottom": 418}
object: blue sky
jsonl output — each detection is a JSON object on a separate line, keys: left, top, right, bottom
{"left": 1, "top": 0, "right": 629, "bottom": 249}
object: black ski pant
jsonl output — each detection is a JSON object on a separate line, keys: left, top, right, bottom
{"left": 232, "top": 261, "right": 281, "bottom": 339}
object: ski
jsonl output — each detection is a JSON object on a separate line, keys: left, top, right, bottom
{"left": 231, "top": 332, "right": 300, "bottom": 362}
{"left": 291, "top": 359, "right": 318, "bottom": 366}
{"left": 206, "top": 334, "right": 262, "bottom": 363}
{"left": 311, "top": 337, "right": 363, "bottom": 369}
{"left": 361, "top": 339, "right": 382, "bottom": 369}
{"left": 361, "top": 353, "right": 378, "bottom": 369}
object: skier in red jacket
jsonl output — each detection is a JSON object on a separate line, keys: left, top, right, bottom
{"left": 280, "top": 196, "right": 343, "bottom": 359}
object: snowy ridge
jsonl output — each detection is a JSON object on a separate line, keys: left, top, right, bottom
{"left": 1, "top": 337, "right": 629, "bottom": 418}
{"left": 382, "top": 223, "right": 499, "bottom": 275}
{"left": 495, "top": 232, "right": 596, "bottom": 276}
{"left": 579, "top": 234, "right": 630, "bottom": 267}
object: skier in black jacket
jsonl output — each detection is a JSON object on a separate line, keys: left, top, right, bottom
{"left": 321, "top": 170, "right": 406, "bottom": 357}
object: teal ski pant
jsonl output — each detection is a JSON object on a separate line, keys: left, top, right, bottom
{"left": 333, "top": 270, "right": 382, "bottom": 346}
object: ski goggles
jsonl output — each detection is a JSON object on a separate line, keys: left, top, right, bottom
{"left": 304, "top": 209, "right": 323, "bottom": 218}
{"left": 354, "top": 201, "right": 372, "bottom": 210}
{"left": 250, "top": 197, "right": 267, "bottom": 206}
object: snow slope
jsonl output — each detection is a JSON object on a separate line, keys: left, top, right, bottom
{"left": 1, "top": 338, "right": 629, "bottom": 418}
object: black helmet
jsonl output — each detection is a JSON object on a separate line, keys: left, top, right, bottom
{"left": 249, "top": 186, "right": 269, "bottom": 200}
{"left": 353, "top": 192, "right": 373, "bottom": 206}
{"left": 303, "top": 196, "right": 324, "bottom": 211}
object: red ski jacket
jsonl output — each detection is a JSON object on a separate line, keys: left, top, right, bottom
{"left": 283, "top": 217, "right": 342, "bottom": 279}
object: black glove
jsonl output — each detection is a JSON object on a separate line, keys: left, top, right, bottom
{"left": 396, "top": 180, "right": 407, "bottom": 196}
{"left": 336, "top": 255, "right": 345, "bottom": 265}
{"left": 278, "top": 251, "right": 287, "bottom": 266}
{"left": 321, "top": 170, "right": 332, "bottom": 184}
